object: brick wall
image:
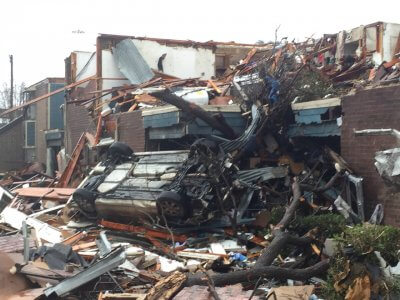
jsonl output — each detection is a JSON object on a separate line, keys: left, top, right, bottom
{"left": 341, "top": 84, "right": 400, "bottom": 226}
{"left": 65, "top": 103, "right": 96, "bottom": 155}
{"left": 65, "top": 108, "right": 145, "bottom": 155}
{"left": 110, "top": 110, "right": 145, "bottom": 152}
{"left": 0, "top": 118, "right": 24, "bottom": 172}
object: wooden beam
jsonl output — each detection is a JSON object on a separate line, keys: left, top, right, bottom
{"left": 0, "top": 75, "right": 96, "bottom": 117}
{"left": 56, "top": 133, "right": 86, "bottom": 188}
{"left": 94, "top": 115, "right": 103, "bottom": 145}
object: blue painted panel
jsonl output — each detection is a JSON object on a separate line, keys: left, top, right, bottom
{"left": 49, "top": 83, "right": 65, "bottom": 129}
{"left": 149, "top": 124, "right": 186, "bottom": 139}
{"left": 143, "top": 111, "right": 180, "bottom": 128}
{"left": 288, "top": 121, "right": 340, "bottom": 137}
{"left": 146, "top": 110, "right": 246, "bottom": 139}
{"left": 294, "top": 107, "right": 329, "bottom": 125}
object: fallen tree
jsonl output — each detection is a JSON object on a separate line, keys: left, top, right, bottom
{"left": 185, "top": 177, "right": 329, "bottom": 286}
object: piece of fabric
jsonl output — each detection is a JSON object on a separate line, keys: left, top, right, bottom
{"left": 30, "top": 243, "right": 87, "bottom": 270}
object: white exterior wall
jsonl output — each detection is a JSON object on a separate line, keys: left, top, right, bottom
{"left": 75, "top": 51, "right": 96, "bottom": 79}
{"left": 383, "top": 23, "right": 400, "bottom": 62}
{"left": 132, "top": 39, "right": 216, "bottom": 79}
{"left": 74, "top": 51, "right": 96, "bottom": 89}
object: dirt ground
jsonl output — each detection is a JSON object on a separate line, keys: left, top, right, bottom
{"left": 0, "top": 252, "right": 31, "bottom": 299}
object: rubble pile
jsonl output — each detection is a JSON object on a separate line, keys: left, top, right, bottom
{"left": 0, "top": 33, "right": 400, "bottom": 300}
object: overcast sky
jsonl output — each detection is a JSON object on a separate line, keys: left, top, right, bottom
{"left": 0, "top": 0, "right": 399, "bottom": 87}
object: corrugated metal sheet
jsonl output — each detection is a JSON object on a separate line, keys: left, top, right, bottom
{"left": 221, "top": 105, "right": 261, "bottom": 152}
{"left": 236, "top": 166, "right": 288, "bottom": 184}
{"left": 113, "top": 39, "right": 154, "bottom": 85}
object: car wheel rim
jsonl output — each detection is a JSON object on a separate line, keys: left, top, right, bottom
{"left": 160, "top": 201, "right": 184, "bottom": 217}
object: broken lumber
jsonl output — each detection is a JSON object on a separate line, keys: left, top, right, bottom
{"left": 146, "top": 271, "right": 186, "bottom": 300}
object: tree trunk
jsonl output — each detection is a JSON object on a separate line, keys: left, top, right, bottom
{"left": 152, "top": 90, "right": 236, "bottom": 139}
{"left": 186, "top": 260, "right": 329, "bottom": 287}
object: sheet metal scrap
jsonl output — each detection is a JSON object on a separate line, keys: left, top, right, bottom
{"left": 44, "top": 247, "right": 126, "bottom": 297}
{"left": 113, "top": 39, "right": 155, "bottom": 85}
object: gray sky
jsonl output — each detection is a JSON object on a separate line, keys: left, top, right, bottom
{"left": 1, "top": 0, "right": 399, "bottom": 87}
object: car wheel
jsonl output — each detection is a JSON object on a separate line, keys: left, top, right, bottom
{"left": 108, "top": 142, "right": 133, "bottom": 158}
{"left": 156, "top": 191, "right": 188, "bottom": 218}
{"left": 73, "top": 188, "right": 97, "bottom": 214}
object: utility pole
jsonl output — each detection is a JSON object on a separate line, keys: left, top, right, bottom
{"left": 9, "top": 54, "right": 13, "bottom": 109}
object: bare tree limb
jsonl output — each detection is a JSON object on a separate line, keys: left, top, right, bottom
{"left": 186, "top": 260, "right": 329, "bottom": 287}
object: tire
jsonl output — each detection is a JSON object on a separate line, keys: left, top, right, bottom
{"left": 108, "top": 142, "right": 133, "bottom": 158}
{"left": 156, "top": 191, "right": 189, "bottom": 218}
{"left": 73, "top": 188, "right": 97, "bottom": 213}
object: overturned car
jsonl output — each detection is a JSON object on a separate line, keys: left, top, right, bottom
{"left": 71, "top": 106, "right": 288, "bottom": 227}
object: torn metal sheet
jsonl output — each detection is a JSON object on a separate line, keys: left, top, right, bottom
{"left": 345, "top": 173, "right": 365, "bottom": 221}
{"left": 0, "top": 186, "right": 14, "bottom": 213}
{"left": 113, "top": 39, "right": 154, "bottom": 85}
{"left": 44, "top": 247, "right": 126, "bottom": 297}
{"left": 236, "top": 166, "right": 288, "bottom": 184}
{"left": 96, "top": 231, "right": 112, "bottom": 257}
{"left": 375, "top": 147, "right": 400, "bottom": 183}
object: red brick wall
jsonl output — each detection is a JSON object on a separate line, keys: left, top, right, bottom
{"left": 65, "top": 108, "right": 145, "bottom": 155}
{"left": 110, "top": 111, "right": 145, "bottom": 152}
{"left": 65, "top": 103, "right": 96, "bottom": 155}
{"left": 341, "top": 85, "right": 400, "bottom": 226}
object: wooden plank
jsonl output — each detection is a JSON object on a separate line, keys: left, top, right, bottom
{"left": 56, "top": 133, "right": 86, "bottom": 188}
{"left": 72, "top": 241, "right": 97, "bottom": 251}
{"left": 176, "top": 251, "right": 224, "bottom": 260}
{"left": 0, "top": 76, "right": 96, "bottom": 117}
{"left": 13, "top": 187, "right": 75, "bottom": 200}
{"left": 208, "top": 80, "right": 222, "bottom": 94}
{"left": 94, "top": 115, "right": 103, "bottom": 145}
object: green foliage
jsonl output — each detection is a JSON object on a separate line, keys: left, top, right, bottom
{"left": 321, "top": 225, "right": 400, "bottom": 299}
{"left": 385, "top": 276, "right": 400, "bottom": 296}
{"left": 296, "top": 214, "right": 346, "bottom": 238}
{"left": 320, "top": 254, "right": 347, "bottom": 300}
{"left": 269, "top": 206, "right": 286, "bottom": 225}
{"left": 335, "top": 224, "right": 400, "bottom": 264}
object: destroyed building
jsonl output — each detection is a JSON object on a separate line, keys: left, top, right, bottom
{"left": 0, "top": 20, "right": 399, "bottom": 300}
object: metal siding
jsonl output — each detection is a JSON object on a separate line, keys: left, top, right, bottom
{"left": 143, "top": 111, "right": 180, "bottom": 128}
{"left": 113, "top": 39, "right": 154, "bottom": 84}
